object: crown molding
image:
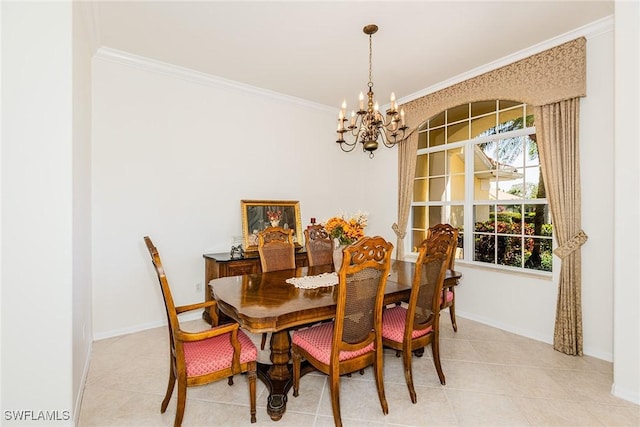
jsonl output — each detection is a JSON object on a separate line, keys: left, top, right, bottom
{"left": 93, "top": 15, "right": 613, "bottom": 114}
{"left": 94, "top": 47, "right": 336, "bottom": 114}
{"left": 398, "top": 15, "right": 614, "bottom": 106}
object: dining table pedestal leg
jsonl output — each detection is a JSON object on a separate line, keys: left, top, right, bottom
{"left": 257, "top": 328, "right": 315, "bottom": 421}
{"left": 258, "top": 329, "right": 292, "bottom": 421}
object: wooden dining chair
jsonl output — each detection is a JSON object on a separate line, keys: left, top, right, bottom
{"left": 291, "top": 236, "right": 393, "bottom": 427}
{"left": 257, "top": 226, "right": 296, "bottom": 349}
{"left": 304, "top": 224, "right": 333, "bottom": 267}
{"left": 426, "top": 223, "right": 460, "bottom": 331}
{"left": 381, "top": 233, "right": 451, "bottom": 403}
{"left": 143, "top": 237, "right": 257, "bottom": 426}
{"left": 258, "top": 226, "right": 296, "bottom": 272}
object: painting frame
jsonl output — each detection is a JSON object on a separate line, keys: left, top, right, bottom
{"left": 241, "top": 199, "right": 303, "bottom": 253}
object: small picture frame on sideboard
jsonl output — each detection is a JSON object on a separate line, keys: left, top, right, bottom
{"left": 241, "top": 199, "right": 303, "bottom": 253}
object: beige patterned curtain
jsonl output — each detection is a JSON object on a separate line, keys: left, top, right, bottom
{"left": 393, "top": 131, "right": 418, "bottom": 260}
{"left": 534, "top": 99, "right": 587, "bottom": 355}
{"left": 395, "top": 38, "right": 587, "bottom": 354}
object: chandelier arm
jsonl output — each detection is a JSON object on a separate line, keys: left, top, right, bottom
{"left": 352, "top": 122, "right": 364, "bottom": 147}
{"left": 350, "top": 128, "right": 363, "bottom": 142}
{"left": 381, "top": 128, "right": 401, "bottom": 148}
{"left": 337, "top": 118, "right": 365, "bottom": 152}
{"left": 338, "top": 138, "right": 356, "bottom": 147}
{"left": 338, "top": 142, "right": 357, "bottom": 152}
{"left": 380, "top": 128, "right": 396, "bottom": 148}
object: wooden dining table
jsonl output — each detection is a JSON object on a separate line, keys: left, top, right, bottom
{"left": 209, "top": 260, "right": 461, "bottom": 421}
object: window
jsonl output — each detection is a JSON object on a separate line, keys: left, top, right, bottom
{"left": 411, "top": 100, "right": 553, "bottom": 272}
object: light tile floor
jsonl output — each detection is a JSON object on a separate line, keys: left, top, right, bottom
{"left": 79, "top": 315, "right": 639, "bottom": 426}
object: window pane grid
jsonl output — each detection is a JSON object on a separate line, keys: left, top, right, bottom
{"left": 410, "top": 203, "right": 464, "bottom": 255}
{"left": 411, "top": 100, "right": 551, "bottom": 273}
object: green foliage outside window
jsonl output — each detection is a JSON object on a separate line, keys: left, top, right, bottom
{"left": 474, "top": 218, "right": 552, "bottom": 271}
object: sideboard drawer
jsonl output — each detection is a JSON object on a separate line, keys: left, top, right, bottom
{"left": 222, "top": 259, "right": 260, "bottom": 277}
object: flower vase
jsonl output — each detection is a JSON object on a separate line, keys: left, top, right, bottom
{"left": 333, "top": 239, "right": 346, "bottom": 272}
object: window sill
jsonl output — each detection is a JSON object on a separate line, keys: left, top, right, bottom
{"left": 402, "top": 253, "right": 554, "bottom": 281}
{"left": 455, "top": 260, "right": 553, "bottom": 280}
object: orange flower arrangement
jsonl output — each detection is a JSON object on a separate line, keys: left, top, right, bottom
{"left": 322, "top": 211, "right": 368, "bottom": 245}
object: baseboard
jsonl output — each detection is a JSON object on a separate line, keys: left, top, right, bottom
{"left": 93, "top": 311, "right": 202, "bottom": 341}
{"left": 455, "top": 310, "right": 613, "bottom": 362}
{"left": 456, "top": 309, "right": 552, "bottom": 343}
{"left": 73, "top": 341, "right": 93, "bottom": 426}
{"left": 582, "top": 345, "right": 614, "bottom": 363}
{"left": 611, "top": 383, "right": 640, "bottom": 405}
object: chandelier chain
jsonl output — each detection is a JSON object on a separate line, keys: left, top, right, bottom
{"left": 368, "top": 33, "right": 373, "bottom": 87}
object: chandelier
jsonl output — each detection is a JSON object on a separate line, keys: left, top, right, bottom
{"left": 336, "top": 24, "right": 409, "bottom": 158}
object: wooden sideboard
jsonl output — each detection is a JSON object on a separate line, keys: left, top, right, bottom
{"left": 202, "top": 251, "right": 308, "bottom": 324}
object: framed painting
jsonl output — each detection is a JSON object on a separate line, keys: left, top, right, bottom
{"left": 241, "top": 200, "right": 303, "bottom": 253}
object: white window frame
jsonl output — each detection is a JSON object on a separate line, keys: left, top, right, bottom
{"left": 409, "top": 102, "right": 553, "bottom": 275}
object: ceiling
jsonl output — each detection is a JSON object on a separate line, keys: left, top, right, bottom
{"left": 91, "top": 1, "right": 613, "bottom": 109}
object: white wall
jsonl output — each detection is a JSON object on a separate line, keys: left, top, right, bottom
{"left": 0, "top": 0, "right": 4, "bottom": 412}
{"left": 613, "top": 0, "right": 640, "bottom": 404}
{"left": 1, "top": 2, "right": 74, "bottom": 424}
{"left": 91, "top": 52, "right": 371, "bottom": 337}
{"left": 72, "top": 1, "right": 95, "bottom": 422}
{"left": 579, "top": 27, "right": 616, "bottom": 361}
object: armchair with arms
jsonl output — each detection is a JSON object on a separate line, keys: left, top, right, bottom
{"left": 143, "top": 236, "right": 257, "bottom": 426}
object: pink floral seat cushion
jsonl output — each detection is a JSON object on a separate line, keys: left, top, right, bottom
{"left": 292, "top": 322, "right": 374, "bottom": 365}
{"left": 381, "top": 306, "right": 433, "bottom": 343}
{"left": 443, "top": 290, "right": 454, "bottom": 303}
{"left": 183, "top": 329, "right": 258, "bottom": 377}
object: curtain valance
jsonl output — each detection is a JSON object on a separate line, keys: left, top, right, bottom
{"left": 401, "top": 37, "right": 586, "bottom": 127}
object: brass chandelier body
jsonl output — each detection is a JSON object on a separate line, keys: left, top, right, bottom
{"left": 336, "top": 24, "right": 409, "bottom": 158}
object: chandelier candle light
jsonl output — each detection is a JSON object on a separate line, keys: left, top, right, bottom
{"left": 336, "top": 24, "right": 410, "bottom": 158}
